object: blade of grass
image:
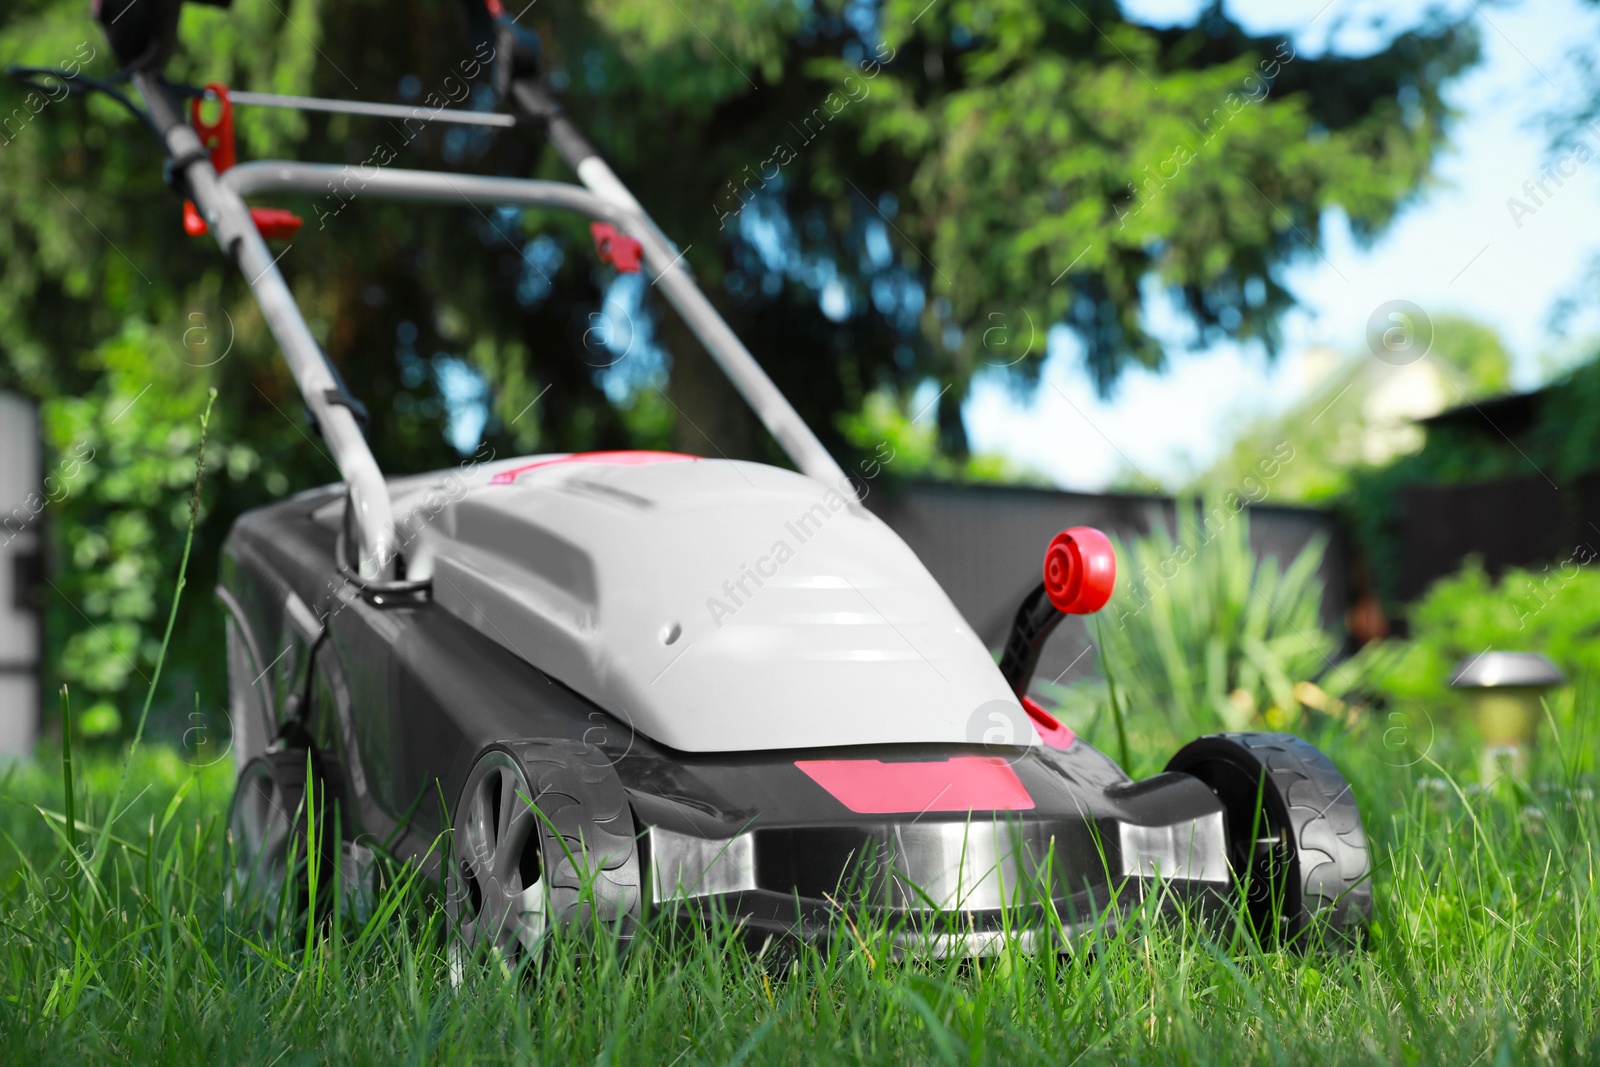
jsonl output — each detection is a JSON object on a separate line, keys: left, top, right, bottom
{"left": 60, "top": 685, "right": 76, "bottom": 859}
{"left": 92, "top": 388, "right": 216, "bottom": 879}
{"left": 59, "top": 684, "right": 79, "bottom": 945}
{"left": 1096, "top": 617, "right": 1132, "bottom": 772}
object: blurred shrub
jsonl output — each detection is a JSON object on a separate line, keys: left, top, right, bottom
{"left": 837, "top": 387, "right": 1051, "bottom": 488}
{"left": 1042, "top": 514, "right": 1598, "bottom": 773}
{"left": 1043, "top": 498, "right": 1336, "bottom": 747}
{"left": 1340, "top": 553, "right": 1600, "bottom": 715}
{"left": 35, "top": 321, "right": 290, "bottom": 746}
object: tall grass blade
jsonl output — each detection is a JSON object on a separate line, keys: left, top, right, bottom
{"left": 93, "top": 388, "right": 216, "bottom": 877}
{"left": 59, "top": 685, "right": 76, "bottom": 860}
{"left": 1097, "top": 617, "right": 1132, "bottom": 771}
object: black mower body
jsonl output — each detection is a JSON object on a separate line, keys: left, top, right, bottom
{"left": 219, "top": 479, "right": 1244, "bottom": 948}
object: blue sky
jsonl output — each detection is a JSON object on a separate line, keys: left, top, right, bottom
{"left": 964, "top": 0, "right": 1600, "bottom": 489}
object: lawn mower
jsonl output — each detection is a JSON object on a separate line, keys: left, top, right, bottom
{"left": 33, "top": 0, "right": 1370, "bottom": 958}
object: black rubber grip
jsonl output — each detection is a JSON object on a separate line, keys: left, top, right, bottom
{"left": 997, "top": 581, "right": 1064, "bottom": 698}
{"left": 510, "top": 79, "right": 598, "bottom": 168}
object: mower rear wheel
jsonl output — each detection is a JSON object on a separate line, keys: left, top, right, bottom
{"left": 1166, "top": 732, "right": 1372, "bottom": 948}
{"left": 447, "top": 740, "right": 641, "bottom": 978}
{"left": 226, "top": 749, "right": 333, "bottom": 931}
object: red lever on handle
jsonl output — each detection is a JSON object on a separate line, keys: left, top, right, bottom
{"left": 184, "top": 206, "right": 305, "bottom": 242}
{"left": 590, "top": 222, "right": 643, "bottom": 273}
{"left": 181, "top": 82, "right": 303, "bottom": 242}
{"left": 183, "top": 200, "right": 208, "bottom": 237}
{"left": 247, "top": 208, "right": 304, "bottom": 241}
{"left": 189, "top": 81, "right": 236, "bottom": 172}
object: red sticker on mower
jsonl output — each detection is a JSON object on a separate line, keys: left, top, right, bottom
{"left": 490, "top": 450, "right": 699, "bottom": 485}
{"left": 794, "top": 757, "right": 1034, "bottom": 814}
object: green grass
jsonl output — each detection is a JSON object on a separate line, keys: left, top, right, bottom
{"left": 0, "top": 710, "right": 1595, "bottom": 1065}
{"left": 6, "top": 399, "right": 1596, "bottom": 1063}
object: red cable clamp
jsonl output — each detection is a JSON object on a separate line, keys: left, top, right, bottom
{"left": 590, "top": 222, "right": 643, "bottom": 273}
{"left": 182, "top": 82, "right": 303, "bottom": 242}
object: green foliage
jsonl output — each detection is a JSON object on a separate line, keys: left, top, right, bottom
{"left": 1046, "top": 498, "right": 1335, "bottom": 755}
{"left": 40, "top": 324, "right": 228, "bottom": 741}
{"left": 1192, "top": 315, "right": 1511, "bottom": 505}
{"left": 1430, "top": 314, "right": 1513, "bottom": 395}
{"left": 843, "top": 3, "right": 1480, "bottom": 394}
{"left": 1343, "top": 555, "right": 1600, "bottom": 717}
{"left": 838, "top": 386, "right": 1050, "bottom": 485}
{"left": 1345, "top": 350, "right": 1600, "bottom": 606}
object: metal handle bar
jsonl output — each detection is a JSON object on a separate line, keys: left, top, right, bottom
{"left": 221, "top": 161, "right": 853, "bottom": 496}
{"left": 210, "top": 89, "right": 520, "bottom": 128}
{"left": 132, "top": 72, "right": 401, "bottom": 580}
{"left": 132, "top": 74, "right": 853, "bottom": 582}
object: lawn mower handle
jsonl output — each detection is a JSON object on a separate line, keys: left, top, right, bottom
{"left": 129, "top": 69, "right": 401, "bottom": 581}
{"left": 506, "top": 77, "right": 853, "bottom": 496}
{"left": 107, "top": 5, "right": 856, "bottom": 584}
{"left": 213, "top": 157, "right": 850, "bottom": 496}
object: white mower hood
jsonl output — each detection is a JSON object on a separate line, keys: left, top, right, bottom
{"left": 404, "top": 454, "right": 1030, "bottom": 754}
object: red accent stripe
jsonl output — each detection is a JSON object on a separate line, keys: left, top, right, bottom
{"left": 490, "top": 450, "right": 699, "bottom": 485}
{"left": 794, "top": 757, "right": 1034, "bottom": 814}
{"left": 1022, "top": 696, "right": 1076, "bottom": 750}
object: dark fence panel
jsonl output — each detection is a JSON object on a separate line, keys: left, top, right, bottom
{"left": 865, "top": 481, "right": 1346, "bottom": 689}
{"left": 1397, "top": 476, "right": 1578, "bottom": 601}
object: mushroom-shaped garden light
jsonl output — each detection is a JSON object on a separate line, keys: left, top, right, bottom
{"left": 1448, "top": 651, "right": 1566, "bottom": 784}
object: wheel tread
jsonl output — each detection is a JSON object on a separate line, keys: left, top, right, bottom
{"left": 1168, "top": 731, "right": 1372, "bottom": 947}
{"left": 479, "top": 739, "right": 642, "bottom": 943}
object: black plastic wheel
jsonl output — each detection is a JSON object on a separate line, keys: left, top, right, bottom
{"left": 226, "top": 749, "right": 334, "bottom": 931}
{"left": 447, "top": 739, "right": 641, "bottom": 974}
{"left": 1166, "top": 732, "right": 1372, "bottom": 948}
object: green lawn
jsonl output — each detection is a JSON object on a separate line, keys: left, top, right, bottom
{"left": 0, "top": 713, "right": 1595, "bottom": 1065}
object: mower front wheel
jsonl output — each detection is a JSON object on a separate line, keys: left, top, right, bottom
{"left": 446, "top": 740, "right": 641, "bottom": 979}
{"left": 1166, "top": 732, "right": 1372, "bottom": 948}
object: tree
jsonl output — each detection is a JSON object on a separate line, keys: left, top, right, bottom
{"left": 566, "top": 0, "right": 1480, "bottom": 453}
{"left": 0, "top": 0, "right": 1481, "bottom": 738}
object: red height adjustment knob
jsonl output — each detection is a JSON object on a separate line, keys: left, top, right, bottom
{"left": 1043, "top": 526, "right": 1116, "bottom": 615}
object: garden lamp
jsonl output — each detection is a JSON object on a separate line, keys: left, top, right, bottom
{"left": 1448, "top": 651, "right": 1565, "bottom": 784}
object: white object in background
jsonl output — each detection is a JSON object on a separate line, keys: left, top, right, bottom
{"left": 0, "top": 392, "right": 41, "bottom": 757}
